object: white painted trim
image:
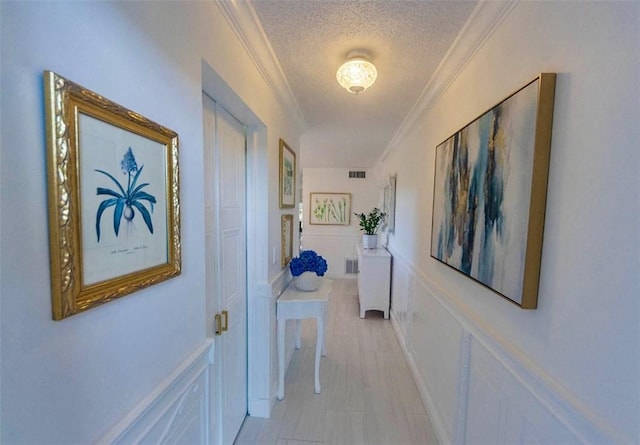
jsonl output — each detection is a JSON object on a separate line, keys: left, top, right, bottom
{"left": 453, "top": 332, "right": 472, "bottom": 445}
{"left": 248, "top": 398, "right": 272, "bottom": 419}
{"left": 387, "top": 247, "right": 624, "bottom": 444}
{"left": 98, "top": 341, "right": 214, "bottom": 445}
{"left": 215, "top": 0, "right": 307, "bottom": 132}
{"left": 271, "top": 267, "right": 292, "bottom": 298}
{"left": 391, "top": 314, "right": 451, "bottom": 444}
{"left": 246, "top": 127, "right": 273, "bottom": 420}
{"left": 380, "top": 0, "right": 517, "bottom": 162}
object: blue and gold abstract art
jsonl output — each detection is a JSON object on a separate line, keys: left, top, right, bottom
{"left": 431, "top": 74, "right": 556, "bottom": 308}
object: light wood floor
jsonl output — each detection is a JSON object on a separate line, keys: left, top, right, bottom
{"left": 234, "top": 279, "right": 438, "bottom": 445}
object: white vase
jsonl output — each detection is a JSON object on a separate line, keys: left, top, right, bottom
{"left": 294, "top": 271, "right": 321, "bottom": 291}
{"left": 362, "top": 234, "right": 378, "bottom": 249}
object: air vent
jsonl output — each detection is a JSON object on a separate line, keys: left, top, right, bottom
{"left": 348, "top": 171, "right": 366, "bottom": 179}
{"left": 345, "top": 259, "right": 359, "bottom": 274}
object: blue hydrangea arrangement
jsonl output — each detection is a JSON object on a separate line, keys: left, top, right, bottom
{"left": 289, "top": 250, "right": 328, "bottom": 277}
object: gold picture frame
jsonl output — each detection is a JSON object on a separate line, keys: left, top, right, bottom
{"left": 431, "top": 73, "right": 556, "bottom": 309}
{"left": 44, "top": 71, "right": 181, "bottom": 320}
{"left": 279, "top": 139, "right": 296, "bottom": 208}
{"left": 281, "top": 214, "right": 294, "bottom": 268}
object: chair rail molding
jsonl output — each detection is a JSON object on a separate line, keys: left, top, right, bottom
{"left": 98, "top": 341, "right": 214, "bottom": 445}
{"left": 386, "top": 245, "right": 623, "bottom": 444}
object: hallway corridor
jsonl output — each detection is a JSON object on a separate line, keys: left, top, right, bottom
{"left": 235, "top": 279, "right": 437, "bottom": 445}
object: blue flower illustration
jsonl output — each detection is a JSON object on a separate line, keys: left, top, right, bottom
{"left": 289, "top": 250, "right": 328, "bottom": 277}
{"left": 95, "top": 147, "right": 156, "bottom": 242}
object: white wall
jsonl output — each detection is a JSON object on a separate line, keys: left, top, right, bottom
{"left": 301, "top": 167, "right": 381, "bottom": 278}
{"left": 377, "top": 1, "right": 639, "bottom": 443}
{"left": 0, "top": 2, "right": 300, "bottom": 443}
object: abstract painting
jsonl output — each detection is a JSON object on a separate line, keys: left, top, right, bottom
{"left": 431, "top": 73, "right": 556, "bottom": 308}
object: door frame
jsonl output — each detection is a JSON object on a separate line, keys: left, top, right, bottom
{"left": 202, "top": 62, "right": 272, "bottom": 419}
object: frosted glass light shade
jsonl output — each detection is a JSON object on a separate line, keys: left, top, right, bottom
{"left": 336, "top": 58, "right": 377, "bottom": 94}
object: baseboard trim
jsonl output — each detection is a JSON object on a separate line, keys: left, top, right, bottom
{"left": 391, "top": 313, "right": 452, "bottom": 444}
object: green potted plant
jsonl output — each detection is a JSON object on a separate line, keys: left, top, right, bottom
{"left": 354, "top": 207, "right": 386, "bottom": 249}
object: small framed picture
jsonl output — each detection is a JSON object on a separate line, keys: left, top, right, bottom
{"left": 281, "top": 214, "right": 293, "bottom": 268}
{"left": 279, "top": 139, "right": 296, "bottom": 208}
{"left": 309, "top": 192, "right": 351, "bottom": 225}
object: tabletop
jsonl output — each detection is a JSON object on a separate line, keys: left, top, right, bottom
{"left": 278, "top": 279, "right": 333, "bottom": 303}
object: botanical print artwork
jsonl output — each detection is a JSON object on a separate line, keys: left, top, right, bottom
{"left": 95, "top": 147, "right": 156, "bottom": 242}
{"left": 431, "top": 79, "right": 540, "bottom": 305}
{"left": 79, "top": 113, "right": 169, "bottom": 286}
{"left": 44, "top": 70, "right": 180, "bottom": 319}
{"left": 279, "top": 139, "right": 296, "bottom": 208}
{"left": 282, "top": 156, "right": 293, "bottom": 199}
{"left": 310, "top": 193, "right": 351, "bottom": 225}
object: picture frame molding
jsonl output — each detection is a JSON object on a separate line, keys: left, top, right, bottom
{"left": 44, "top": 70, "right": 181, "bottom": 320}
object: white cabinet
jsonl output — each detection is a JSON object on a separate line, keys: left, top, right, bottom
{"left": 356, "top": 245, "right": 391, "bottom": 319}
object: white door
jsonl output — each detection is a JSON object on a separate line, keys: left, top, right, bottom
{"left": 203, "top": 94, "right": 248, "bottom": 445}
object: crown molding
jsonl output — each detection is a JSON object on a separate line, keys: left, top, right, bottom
{"left": 216, "top": 0, "right": 307, "bottom": 132}
{"left": 380, "top": 0, "right": 518, "bottom": 162}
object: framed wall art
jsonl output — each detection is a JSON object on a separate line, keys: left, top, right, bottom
{"left": 309, "top": 193, "right": 351, "bottom": 225}
{"left": 281, "top": 214, "right": 293, "bottom": 268}
{"left": 279, "top": 138, "right": 296, "bottom": 208}
{"left": 44, "top": 70, "right": 181, "bottom": 320}
{"left": 387, "top": 174, "right": 397, "bottom": 234}
{"left": 430, "top": 73, "right": 556, "bottom": 309}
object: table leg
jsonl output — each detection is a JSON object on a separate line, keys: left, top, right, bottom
{"left": 322, "top": 302, "right": 328, "bottom": 357}
{"left": 295, "top": 319, "right": 302, "bottom": 349}
{"left": 314, "top": 315, "right": 323, "bottom": 394}
{"left": 277, "top": 318, "right": 286, "bottom": 400}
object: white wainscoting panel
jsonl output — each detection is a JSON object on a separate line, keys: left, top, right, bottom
{"left": 466, "top": 337, "right": 582, "bottom": 444}
{"left": 390, "top": 258, "right": 410, "bottom": 340}
{"left": 407, "top": 270, "right": 462, "bottom": 442}
{"left": 387, "top": 247, "right": 616, "bottom": 445}
{"left": 99, "top": 341, "right": 214, "bottom": 445}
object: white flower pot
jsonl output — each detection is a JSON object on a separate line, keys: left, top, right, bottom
{"left": 362, "top": 234, "right": 378, "bottom": 249}
{"left": 294, "top": 271, "right": 321, "bottom": 291}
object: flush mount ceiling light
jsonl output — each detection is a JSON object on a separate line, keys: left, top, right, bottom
{"left": 336, "top": 50, "right": 377, "bottom": 95}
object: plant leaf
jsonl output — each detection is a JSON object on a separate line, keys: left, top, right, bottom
{"left": 96, "top": 198, "right": 118, "bottom": 242}
{"left": 113, "top": 200, "right": 125, "bottom": 236}
{"left": 128, "top": 165, "right": 144, "bottom": 197}
{"left": 131, "top": 201, "right": 154, "bottom": 234}
{"left": 130, "top": 182, "right": 150, "bottom": 197}
{"left": 132, "top": 191, "right": 156, "bottom": 204}
{"left": 97, "top": 187, "right": 124, "bottom": 199}
{"left": 95, "top": 169, "right": 126, "bottom": 196}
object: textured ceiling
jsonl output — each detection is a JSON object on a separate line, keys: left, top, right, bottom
{"left": 252, "top": 0, "right": 477, "bottom": 168}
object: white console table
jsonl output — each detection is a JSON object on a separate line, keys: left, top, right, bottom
{"left": 277, "top": 279, "right": 332, "bottom": 400}
{"left": 357, "top": 245, "right": 391, "bottom": 319}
